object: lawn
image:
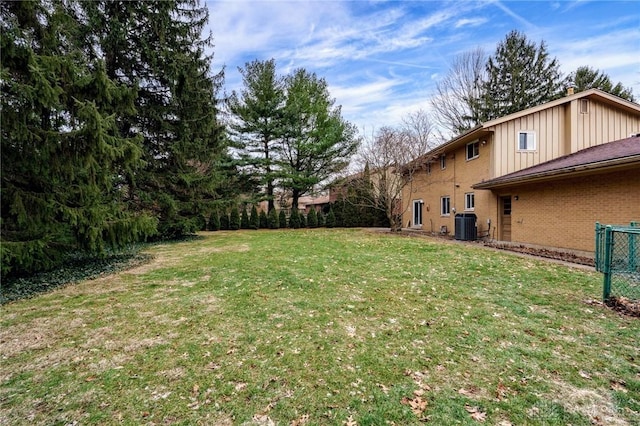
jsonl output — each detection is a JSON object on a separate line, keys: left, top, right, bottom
{"left": 1, "top": 229, "right": 638, "bottom": 425}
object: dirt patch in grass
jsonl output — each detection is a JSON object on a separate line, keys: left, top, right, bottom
{"left": 551, "top": 380, "right": 629, "bottom": 426}
{"left": 605, "top": 296, "right": 640, "bottom": 317}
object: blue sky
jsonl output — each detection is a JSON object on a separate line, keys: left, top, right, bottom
{"left": 206, "top": 0, "right": 639, "bottom": 135}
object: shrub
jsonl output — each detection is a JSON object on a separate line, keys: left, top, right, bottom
{"left": 279, "top": 210, "right": 287, "bottom": 229}
{"left": 326, "top": 208, "right": 336, "bottom": 228}
{"left": 229, "top": 207, "right": 240, "bottom": 230}
{"left": 268, "top": 209, "right": 279, "bottom": 229}
{"left": 317, "top": 211, "right": 325, "bottom": 227}
{"left": 307, "top": 208, "right": 318, "bottom": 228}
{"left": 259, "top": 209, "right": 268, "bottom": 229}
{"left": 220, "top": 212, "right": 230, "bottom": 230}
{"left": 195, "top": 214, "right": 207, "bottom": 231}
{"left": 289, "top": 209, "right": 301, "bottom": 229}
{"left": 209, "top": 210, "right": 220, "bottom": 231}
{"left": 249, "top": 205, "right": 260, "bottom": 229}
{"left": 240, "top": 207, "right": 250, "bottom": 229}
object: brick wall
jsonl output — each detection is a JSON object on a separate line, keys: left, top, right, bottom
{"left": 507, "top": 168, "right": 640, "bottom": 252}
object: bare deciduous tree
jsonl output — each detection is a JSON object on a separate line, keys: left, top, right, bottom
{"left": 430, "top": 47, "right": 487, "bottom": 137}
{"left": 351, "top": 111, "right": 439, "bottom": 231}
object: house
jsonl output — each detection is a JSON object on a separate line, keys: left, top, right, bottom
{"left": 402, "top": 88, "right": 640, "bottom": 254}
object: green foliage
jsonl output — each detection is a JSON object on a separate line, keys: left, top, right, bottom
{"left": 209, "top": 210, "right": 220, "bottom": 231}
{"left": 84, "top": 0, "right": 231, "bottom": 240}
{"left": 570, "top": 66, "right": 635, "bottom": 102}
{"left": 1, "top": 0, "right": 156, "bottom": 278}
{"left": 480, "top": 30, "right": 564, "bottom": 121}
{"left": 325, "top": 208, "right": 336, "bottom": 228}
{"left": 259, "top": 210, "right": 269, "bottom": 229}
{"left": 317, "top": 211, "right": 325, "bottom": 227}
{"left": 268, "top": 209, "right": 279, "bottom": 229}
{"left": 240, "top": 207, "right": 250, "bottom": 229}
{"left": 220, "top": 212, "right": 230, "bottom": 230}
{"left": 250, "top": 205, "right": 260, "bottom": 230}
{"left": 227, "top": 59, "right": 285, "bottom": 212}
{"left": 289, "top": 209, "right": 301, "bottom": 229}
{"left": 278, "top": 210, "right": 287, "bottom": 229}
{"left": 229, "top": 207, "right": 241, "bottom": 230}
{"left": 307, "top": 208, "right": 318, "bottom": 228}
{"left": 195, "top": 214, "right": 207, "bottom": 231}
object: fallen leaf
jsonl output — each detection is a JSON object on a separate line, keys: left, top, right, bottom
{"left": 578, "top": 370, "right": 592, "bottom": 379}
{"left": 290, "top": 414, "right": 309, "bottom": 426}
{"left": 252, "top": 414, "right": 275, "bottom": 426}
{"left": 401, "top": 395, "right": 427, "bottom": 416}
{"left": 465, "top": 405, "right": 487, "bottom": 422}
{"left": 496, "top": 382, "right": 509, "bottom": 400}
{"left": 611, "top": 380, "right": 627, "bottom": 393}
{"left": 344, "top": 414, "right": 357, "bottom": 426}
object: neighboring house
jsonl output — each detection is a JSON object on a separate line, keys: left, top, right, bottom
{"left": 402, "top": 88, "right": 640, "bottom": 254}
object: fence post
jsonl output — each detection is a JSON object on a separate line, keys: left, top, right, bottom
{"left": 630, "top": 222, "right": 638, "bottom": 272}
{"left": 602, "top": 225, "right": 613, "bottom": 301}
{"left": 595, "top": 222, "right": 602, "bottom": 271}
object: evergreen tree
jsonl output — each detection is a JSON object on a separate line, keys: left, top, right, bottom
{"left": 229, "top": 207, "right": 241, "bottom": 230}
{"left": 227, "top": 59, "right": 285, "bottom": 212}
{"left": 279, "top": 210, "right": 288, "bottom": 229}
{"left": 307, "top": 208, "right": 318, "bottom": 228}
{"left": 250, "top": 205, "right": 260, "bottom": 230}
{"left": 209, "top": 210, "right": 220, "bottom": 231}
{"left": 569, "top": 66, "right": 635, "bottom": 102}
{"left": 326, "top": 208, "right": 336, "bottom": 228}
{"left": 268, "top": 209, "right": 279, "bottom": 229}
{"left": 259, "top": 210, "right": 269, "bottom": 229}
{"left": 481, "top": 30, "right": 564, "bottom": 120}
{"left": 220, "top": 212, "right": 230, "bottom": 230}
{"left": 1, "top": 0, "right": 156, "bottom": 277}
{"left": 240, "top": 207, "right": 250, "bottom": 229}
{"left": 317, "top": 211, "right": 325, "bottom": 227}
{"left": 289, "top": 209, "right": 301, "bottom": 229}
{"left": 82, "top": 0, "right": 229, "bottom": 239}
{"left": 279, "top": 69, "right": 360, "bottom": 210}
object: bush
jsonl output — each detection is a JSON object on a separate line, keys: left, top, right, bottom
{"left": 209, "top": 210, "right": 220, "bottom": 231}
{"left": 220, "top": 212, "right": 230, "bottom": 230}
{"left": 240, "top": 207, "right": 250, "bottom": 229}
{"left": 279, "top": 210, "right": 287, "bottom": 229}
{"left": 317, "top": 211, "right": 325, "bottom": 227}
{"left": 307, "top": 208, "right": 318, "bottom": 228}
{"left": 268, "top": 209, "right": 279, "bottom": 229}
{"left": 229, "top": 207, "right": 240, "bottom": 230}
{"left": 289, "top": 209, "right": 301, "bottom": 229}
{"left": 326, "top": 208, "right": 336, "bottom": 228}
{"left": 195, "top": 214, "right": 207, "bottom": 231}
{"left": 250, "top": 205, "right": 260, "bottom": 230}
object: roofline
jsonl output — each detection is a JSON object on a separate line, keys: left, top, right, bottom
{"left": 483, "top": 88, "right": 640, "bottom": 127}
{"left": 472, "top": 155, "right": 640, "bottom": 189}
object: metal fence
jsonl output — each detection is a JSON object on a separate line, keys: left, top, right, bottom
{"left": 595, "top": 222, "right": 640, "bottom": 301}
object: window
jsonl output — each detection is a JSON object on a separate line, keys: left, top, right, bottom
{"left": 465, "top": 192, "right": 475, "bottom": 211}
{"left": 441, "top": 196, "right": 451, "bottom": 216}
{"left": 580, "top": 99, "right": 589, "bottom": 114}
{"left": 518, "top": 131, "right": 536, "bottom": 151}
{"left": 412, "top": 200, "right": 423, "bottom": 227}
{"left": 426, "top": 162, "right": 431, "bottom": 175}
{"left": 440, "top": 154, "right": 446, "bottom": 169}
{"left": 466, "top": 141, "right": 479, "bottom": 160}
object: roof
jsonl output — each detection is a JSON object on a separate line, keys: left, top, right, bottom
{"left": 473, "top": 135, "right": 640, "bottom": 189}
{"left": 410, "top": 89, "right": 640, "bottom": 167}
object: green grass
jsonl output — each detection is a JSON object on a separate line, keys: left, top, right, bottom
{"left": 1, "top": 229, "right": 638, "bottom": 425}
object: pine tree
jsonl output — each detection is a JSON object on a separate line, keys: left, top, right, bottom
{"left": 250, "top": 205, "right": 260, "bottom": 230}
{"left": 279, "top": 210, "right": 287, "bottom": 229}
{"left": 307, "top": 208, "right": 318, "bottom": 228}
{"left": 279, "top": 69, "right": 360, "bottom": 211}
{"left": 209, "top": 210, "right": 220, "bottom": 231}
{"left": 481, "top": 30, "right": 564, "bottom": 120}
{"left": 259, "top": 210, "right": 269, "bottom": 229}
{"left": 569, "top": 66, "right": 635, "bottom": 102}
{"left": 82, "top": 0, "right": 229, "bottom": 239}
{"left": 268, "top": 209, "right": 279, "bottom": 229}
{"left": 227, "top": 59, "right": 285, "bottom": 212}
{"left": 220, "top": 212, "right": 230, "bottom": 230}
{"left": 289, "top": 209, "right": 301, "bottom": 229}
{"left": 1, "top": 0, "right": 156, "bottom": 277}
{"left": 326, "top": 208, "right": 336, "bottom": 228}
{"left": 230, "top": 207, "right": 241, "bottom": 231}
{"left": 240, "top": 207, "right": 250, "bottom": 229}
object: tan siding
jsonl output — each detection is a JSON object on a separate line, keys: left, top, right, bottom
{"left": 574, "top": 100, "right": 640, "bottom": 150}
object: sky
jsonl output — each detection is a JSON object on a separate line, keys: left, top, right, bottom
{"left": 206, "top": 0, "right": 640, "bottom": 137}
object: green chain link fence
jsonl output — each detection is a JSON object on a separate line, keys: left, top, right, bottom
{"left": 595, "top": 222, "right": 639, "bottom": 301}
